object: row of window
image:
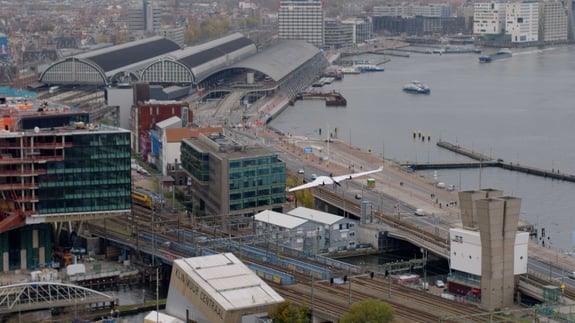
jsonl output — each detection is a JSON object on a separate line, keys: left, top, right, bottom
{"left": 229, "top": 196, "right": 285, "bottom": 211}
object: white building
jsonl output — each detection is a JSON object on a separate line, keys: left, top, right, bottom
{"left": 278, "top": 0, "right": 324, "bottom": 47}
{"left": 253, "top": 210, "right": 318, "bottom": 251}
{"left": 474, "top": 2, "right": 507, "bottom": 35}
{"left": 287, "top": 207, "right": 359, "bottom": 251}
{"left": 412, "top": 4, "right": 452, "bottom": 18}
{"left": 341, "top": 17, "right": 374, "bottom": 44}
{"left": 449, "top": 227, "right": 528, "bottom": 277}
{"left": 539, "top": 0, "right": 569, "bottom": 42}
{"left": 373, "top": 5, "right": 409, "bottom": 17}
{"left": 165, "top": 253, "right": 284, "bottom": 323}
{"left": 150, "top": 115, "right": 183, "bottom": 175}
{"left": 506, "top": 2, "right": 539, "bottom": 43}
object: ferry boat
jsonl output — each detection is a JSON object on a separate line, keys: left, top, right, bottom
{"left": 354, "top": 64, "right": 384, "bottom": 72}
{"left": 402, "top": 80, "right": 430, "bottom": 94}
{"left": 479, "top": 48, "right": 512, "bottom": 63}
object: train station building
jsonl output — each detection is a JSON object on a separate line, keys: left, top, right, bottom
{"left": 165, "top": 253, "right": 284, "bottom": 323}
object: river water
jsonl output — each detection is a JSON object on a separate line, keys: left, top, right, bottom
{"left": 270, "top": 45, "right": 575, "bottom": 252}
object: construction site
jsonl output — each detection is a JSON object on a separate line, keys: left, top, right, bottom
{"left": 0, "top": 94, "right": 131, "bottom": 271}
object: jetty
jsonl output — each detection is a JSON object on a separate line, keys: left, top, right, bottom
{"left": 293, "top": 91, "right": 347, "bottom": 107}
{"left": 403, "top": 141, "right": 575, "bottom": 183}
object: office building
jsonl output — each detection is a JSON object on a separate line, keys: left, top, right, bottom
{"left": 180, "top": 130, "right": 286, "bottom": 234}
{"left": 278, "top": 0, "right": 324, "bottom": 47}
{"left": 474, "top": 2, "right": 507, "bottom": 35}
{"left": 506, "top": 2, "right": 539, "bottom": 43}
{"left": 539, "top": 0, "right": 569, "bottom": 42}
{"left": 0, "top": 95, "right": 131, "bottom": 270}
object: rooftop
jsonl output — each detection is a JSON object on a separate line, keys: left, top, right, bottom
{"left": 173, "top": 253, "right": 284, "bottom": 311}
{"left": 287, "top": 206, "right": 346, "bottom": 225}
{"left": 254, "top": 210, "right": 308, "bottom": 229}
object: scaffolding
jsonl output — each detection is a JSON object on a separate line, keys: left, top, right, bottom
{"left": 0, "top": 132, "right": 69, "bottom": 231}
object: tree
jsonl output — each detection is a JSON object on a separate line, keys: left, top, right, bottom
{"left": 286, "top": 174, "right": 314, "bottom": 208}
{"left": 268, "top": 301, "right": 311, "bottom": 323}
{"left": 339, "top": 299, "right": 394, "bottom": 323}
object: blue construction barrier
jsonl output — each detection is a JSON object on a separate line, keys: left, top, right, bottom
{"left": 247, "top": 262, "right": 295, "bottom": 285}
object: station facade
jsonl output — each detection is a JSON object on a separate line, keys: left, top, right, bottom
{"left": 166, "top": 253, "right": 284, "bottom": 323}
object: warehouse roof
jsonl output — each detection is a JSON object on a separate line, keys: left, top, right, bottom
{"left": 174, "top": 253, "right": 284, "bottom": 311}
{"left": 287, "top": 206, "right": 344, "bottom": 225}
{"left": 254, "top": 210, "right": 308, "bottom": 229}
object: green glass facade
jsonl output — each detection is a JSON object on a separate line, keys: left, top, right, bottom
{"left": 181, "top": 141, "right": 210, "bottom": 183}
{"left": 228, "top": 156, "right": 286, "bottom": 212}
{"left": 181, "top": 136, "right": 286, "bottom": 216}
{"left": 37, "top": 131, "right": 131, "bottom": 214}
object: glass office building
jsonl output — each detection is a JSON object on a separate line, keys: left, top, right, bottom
{"left": 181, "top": 131, "right": 286, "bottom": 233}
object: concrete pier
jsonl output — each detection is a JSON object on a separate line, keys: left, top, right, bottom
{"left": 403, "top": 141, "right": 575, "bottom": 183}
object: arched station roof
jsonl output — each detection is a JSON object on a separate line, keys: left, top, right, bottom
{"left": 39, "top": 36, "right": 181, "bottom": 85}
{"left": 139, "top": 33, "right": 257, "bottom": 84}
{"left": 226, "top": 40, "right": 323, "bottom": 82}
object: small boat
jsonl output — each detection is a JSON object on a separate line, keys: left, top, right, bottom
{"left": 403, "top": 80, "right": 430, "bottom": 94}
{"left": 479, "top": 48, "right": 512, "bottom": 63}
{"left": 325, "top": 91, "right": 347, "bottom": 107}
{"left": 340, "top": 67, "right": 360, "bottom": 74}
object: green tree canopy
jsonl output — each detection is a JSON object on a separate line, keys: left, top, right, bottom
{"left": 339, "top": 299, "right": 394, "bottom": 323}
{"left": 268, "top": 301, "right": 311, "bottom": 323}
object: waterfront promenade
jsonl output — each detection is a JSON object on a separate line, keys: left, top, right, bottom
{"left": 252, "top": 95, "right": 575, "bottom": 279}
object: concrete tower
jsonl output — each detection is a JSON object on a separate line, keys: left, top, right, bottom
{"left": 475, "top": 196, "right": 521, "bottom": 310}
{"left": 458, "top": 189, "right": 503, "bottom": 230}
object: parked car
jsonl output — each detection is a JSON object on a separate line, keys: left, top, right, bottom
{"left": 414, "top": 208, "right": 425, "bottom": 216}
{"left": 298, "top": 169, "right": 305, "bottom": 174}
{"left": 435, "top": 280, "right": 445, "bottom": 288}
{"left": 568, "top": 272, "right": 575, "bottom": 279}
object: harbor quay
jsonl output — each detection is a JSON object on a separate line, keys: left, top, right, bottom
{"left": 402, "top": 141, "right": 575, "bottom": 183}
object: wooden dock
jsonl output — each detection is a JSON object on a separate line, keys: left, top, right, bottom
{"left": 402, "top": 141, "right": 575, "bottom": 183}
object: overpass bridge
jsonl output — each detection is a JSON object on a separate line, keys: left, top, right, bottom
{"left": 313, "top": 187, "right": 450, "bottom": 258}
{"left": 0, "top": 282, "right": 114, "bottom": 314}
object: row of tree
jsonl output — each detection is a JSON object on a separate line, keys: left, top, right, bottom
{"left": 269, "top": 299, "right": 394, "bottom": 323}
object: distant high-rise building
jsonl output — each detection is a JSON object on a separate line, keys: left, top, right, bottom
{"left": 324, "top": 19, "right": 354, "bottom": 48}
{"left": 145, "top": 0, "right": 162, "bottom": 32}
{"left": 539, "top": 0, "right": 569, "bottom": 42}
{"left": 473, "top": 2, "right": 506, "bottom": 35}
{"left": 342, "top": 17, "right": 374, "bottom": 44}
{"left": 157, "top": 26, "right": 186, "bottom": 47}
{"left": 128, "top": 0, "right": 161, "bottom": 33}
{"left": 278, "top": 0, "right": 324, "bottom": 47}
{"left": 506, "top": 2, "right": 539, "bottom": 43}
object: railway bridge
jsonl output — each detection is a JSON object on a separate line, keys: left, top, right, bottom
{"left": 0, "top": 282, "right": 115, "bottom": 315}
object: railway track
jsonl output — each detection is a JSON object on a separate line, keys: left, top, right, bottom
{"left": 273, "top": 275, "right": 498, "bottom": 322}
{"left": 95, "top": 205, "right": 554, "bottom": 322}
